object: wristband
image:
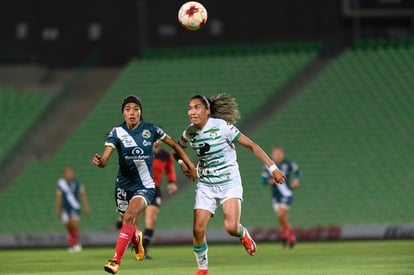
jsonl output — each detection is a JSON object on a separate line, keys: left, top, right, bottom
{"left": 268, "top": 164, "right": 278, "bottom": 172}
{"left": 178, "top": 159, "right": 184, "bottom": 165}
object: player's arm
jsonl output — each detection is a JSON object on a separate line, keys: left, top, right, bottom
{"left": 166, "top": 154, "right": 178, "bottom": 194}
{"left": 291, "top": 162, "right": 301, "bottom": 189}
{"left": 92, "top": 145, "right": 114, "bottom": 168}
{"left": 237, "top": 134, "right": 286, "bottom": 184}
{"left": 55, "top": 191, "right": 62, "bottom": 218}
{"left": 162, "top": 135, "right": 197, "bottom": 179}
{"left": 80, "top": 188, "right": 90, "bottom": 215}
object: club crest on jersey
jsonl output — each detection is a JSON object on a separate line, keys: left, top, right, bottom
{"left": 209, "top": 129, "right": 218, "bottom": 139}
{"left": 142, "top": 129, "right": 151, "bottom": 139}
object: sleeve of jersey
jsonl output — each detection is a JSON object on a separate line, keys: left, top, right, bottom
{"left": 154, "top": 125, "right": 167, "bottom": 141}
{"left": 292, "top": 162, "right": 302, "bottom": 178}
{"left": 224, "top": 121, "right": 241, "bottom": 143}
{"left": 56, "top": 180, "right": 63, "bottom": 194}
{"left": 166, "top": 155, "right": 177, "bottom": 183}
{"left": 179, "top": 129, "right": 190, "bottom": 148}
{"left": 104, "top": 127, "right": 117, "bottom": 149}
{"left": 79, "top": 182, "right": 85, "bottom": 192}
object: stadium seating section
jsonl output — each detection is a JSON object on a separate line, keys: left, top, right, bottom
{"left": 1, "top": 40, "right": 412, "bottom": 235}
{"left": 0, "top": 88, "right": 54, "bottom": 162}
{"left": 0, "top": 44, "right": 319, "bottom": 234}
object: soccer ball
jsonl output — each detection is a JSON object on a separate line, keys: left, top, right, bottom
{"left": 178, "top": 1, "right": 208, "bottom": 31}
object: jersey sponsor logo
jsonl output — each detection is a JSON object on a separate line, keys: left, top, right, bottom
{"left": 198, "top": 142, "right": 211, "bottom": 156}
{"left": 117, "top": 199, "right": 128, "bottom": 212}
{"left": 120, "top": 134, "right": 136, "bottom": 147}
{"left": 142, "top": 129, "right": 151, "bottom": 138}
{"left": 132, "top": 146, "right": 144, "bottom": 155}
{"left": 142, "top": 140, "right": 152, "bottom": 147}
{"left": 125, "top": 146, "right": 150, "bottom": 160}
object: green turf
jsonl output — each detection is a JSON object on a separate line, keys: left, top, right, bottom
{"left": 1, "top": 241, "right": 413, "bottom": 274}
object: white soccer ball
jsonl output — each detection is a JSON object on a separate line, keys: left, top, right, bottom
{"left": 178, "top": 1, "right": 208, "bottom": 31}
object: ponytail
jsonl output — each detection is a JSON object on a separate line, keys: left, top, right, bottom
{"left": 209, "top": 93, "right": 240, "bottom": 124}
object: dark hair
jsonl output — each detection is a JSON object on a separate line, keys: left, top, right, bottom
{"left": 189, "top": 93, "right": 240, "bottom": 124}
{"left": 190, "top": 95, "right": 211, "bottom": 109}
{"left": 121, "top": 95, "right": 143, "bottom": 121}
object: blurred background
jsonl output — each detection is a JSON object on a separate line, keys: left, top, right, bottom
{"left": 0, "top": 0, "right": 413, "bottom": 248}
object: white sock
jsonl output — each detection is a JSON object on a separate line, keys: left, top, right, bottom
{"left": 194, "top": 243, "right": 208, "bottom": 270}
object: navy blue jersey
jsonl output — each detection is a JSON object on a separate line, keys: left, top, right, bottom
{"left": 105, "top": 122, "right": 166, "bottom": 191}
{"left": 262, "top": 160, "right": 301, "bottom": 198}
{"left": 57, "top": 178, "right": 84, "bottom": 211}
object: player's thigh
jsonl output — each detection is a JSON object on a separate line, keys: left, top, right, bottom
{"left": 221, "top": 198, "right": 241, "bottom": 225}
{"left": 272, "top": 197, "right": 292, "bottom": 211}
{"left": 194, "top": 183, "right": 219, "bottom": 215}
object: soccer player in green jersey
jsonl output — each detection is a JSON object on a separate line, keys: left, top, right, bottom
{"left": 177, "top": 94, "right": 286, "bottom": 275}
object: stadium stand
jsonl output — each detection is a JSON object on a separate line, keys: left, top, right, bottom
{"left": 0, "top": 88, "right": 55, "bottom": 162}
{"left": 237, "top": 40, "right": 414, "bottom": 228}
{"left": 156, "top": 40, "right": 414, "bottom": 230}
{"left": 0, "top": 44, "right": 320, "bottom": 234}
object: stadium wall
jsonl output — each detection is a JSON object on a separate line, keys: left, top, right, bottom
{"left": 1, "top": 224, "right": 413, "bottom": 248}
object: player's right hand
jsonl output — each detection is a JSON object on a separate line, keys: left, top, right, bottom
{"left": 272, "top": 169, "right": 286, "bottom": 184}
{"left": 92, "top": 154, "right": 101, "bottom": 166}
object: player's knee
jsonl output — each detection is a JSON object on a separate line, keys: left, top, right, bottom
{"left": 122, "top": 212, "right": 135, "bottom": 225}
{"left": 224, "top": 222, "right": 239, "bottom": 236}
{"left": 193, "top": 223, "right": 206, "bottom": 238}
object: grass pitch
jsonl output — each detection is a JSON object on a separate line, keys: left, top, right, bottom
{"left": 1, "top": 241, "right": 413, "bottom": 275}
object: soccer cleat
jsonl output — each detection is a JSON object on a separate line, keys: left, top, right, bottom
{"left": 104, "top": 259, "right": 120, "bottom": 274}
{"left": 282, "top": 239, "right": 288, "bottom": 248}
{"left": 193, "top": 269, "right": 209, "bottom": 275}
{"left": 288, "top": 233, "right": 296, "bottom": 249}
{"left": 144, "top": 254, "right": 153, "bottom": 260}
{"left": 241, "top": 227, "right": 257, "bottom": 256}
{"left": 131, "top": 230, "right": 145, "bottom": 261}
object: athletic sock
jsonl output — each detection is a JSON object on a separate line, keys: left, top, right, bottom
{"left": 193, "top": 242, "right": 208, "bottom": 270}
{"left": 143, "top": 228, "right": 154, "bottom": 251}
{"left": 288, "top": 229, "right": 296, "bottom": 243}
{"left": 72, "top": 227, "right": 80, "bottom": 245}
{"left": 280, "top": 225, "right": 289, "bottom": 240}
{"left": 237, "top": 225, "right": 246, "bottom": 239}
{"left": 113, "top": 224, "right": 135, "bottom": 263}
{"left": 130, "top": 226, "right": 139, "bottom": 246}
{"left": 67, "top": 230, "right": 76, "bottom": 247}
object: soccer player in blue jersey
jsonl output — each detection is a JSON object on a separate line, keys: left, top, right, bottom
{"left": 177, "top": 94, "right": 286, "bottom": 275}
{"left": 92, "top": 95, "right": 197, "bottom": 274}
{"left": 55, "top": 167, "right": 90, "bottom": 252}
{"left": 261, "top": 146, "right": 301, "bottom": 248}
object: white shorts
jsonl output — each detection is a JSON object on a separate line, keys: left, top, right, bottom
{"left": 61, "top": 209, "right": 80, "bottom": 223}
{"left": 272, "top": 197, "right": 291, "bottom": 212}
{"left": 194, "top": 182, "right": 243, "bottom": 215}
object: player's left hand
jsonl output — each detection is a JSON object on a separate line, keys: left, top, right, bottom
{"left": 168, "top": 183, "right": 178, "bottom": 194}
{"left": 84, "top": 207, "right": 90, "bottom": 216}
{"left": 272, "top": 169, "right": 286, "bottom": 184}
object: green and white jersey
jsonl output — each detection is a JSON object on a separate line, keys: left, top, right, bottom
{"left": 180, "top": 117, "right": 242, "bottom": 185}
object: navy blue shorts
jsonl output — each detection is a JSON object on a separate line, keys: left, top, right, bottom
{"left": 149, "top": 187, "right": 162, "bottom": 207}
{"left": 272, "top": 196, "right": 293, "bottom": 211}
{"left": 114, "top": 186, "right": 156, "bottom": 214}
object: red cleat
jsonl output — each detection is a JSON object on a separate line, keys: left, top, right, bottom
{"left": 193, "top": 269, "right": 209, "bottom": 275}
{"left": 240, "top": 227, "right": 257, "bottom": 256}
